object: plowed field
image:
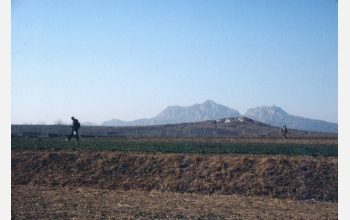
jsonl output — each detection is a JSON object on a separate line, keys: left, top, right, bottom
{"left": 12, "top": 137, "right": 338, "bottom": 219}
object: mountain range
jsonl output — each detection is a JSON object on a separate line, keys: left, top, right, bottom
{"left": 82, "top": 100, "right": 337, "bottom": 133}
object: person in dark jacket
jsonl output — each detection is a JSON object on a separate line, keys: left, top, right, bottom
{"left": 67, "top": 116, "right": 80, "bottom": 141}
{"left": 281, "top": 125, "right": 288, "bottom": 139}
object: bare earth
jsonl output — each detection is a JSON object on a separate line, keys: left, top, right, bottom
{"left": 12, "top": 137, "right": 338, "bottom": 219}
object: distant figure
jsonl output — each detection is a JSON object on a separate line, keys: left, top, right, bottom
{"left": 66, "top": 116, "right": 81, "bottom": 141}
{"left": 281, "top": 125, "right": 288, "bottom": 139}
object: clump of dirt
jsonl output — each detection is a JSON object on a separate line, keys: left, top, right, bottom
{"left": 11, "top": 150, "right": 337, "bottom": 201}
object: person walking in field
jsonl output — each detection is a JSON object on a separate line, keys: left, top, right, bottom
{"left": 282, "top": 125, "right": 288, "bottom": 139}
{"left": 66, "top": 116, "right": 81, "bottom": 141}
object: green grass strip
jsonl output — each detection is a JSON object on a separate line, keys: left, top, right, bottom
{"left": 11, "top": 137, "right": 338, "bottom": 157}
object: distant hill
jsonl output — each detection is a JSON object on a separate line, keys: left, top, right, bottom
{"left": 81, "top": 121, "right": 98, "bottom": 126}
{"left": 244, "top": 105, "right": 338, "bottom": 133}
{"left": 100, "top": 100, "right": 241, "bottom": 126}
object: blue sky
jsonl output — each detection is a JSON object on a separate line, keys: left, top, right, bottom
{"left": 11, "top": 0, "right": 338, "bottom": 125}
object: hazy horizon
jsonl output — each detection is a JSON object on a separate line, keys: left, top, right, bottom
{"left": 11, "top": 0, "right": 338, "bottom": 125}
{"left": 10, "top": 100, "right": 338, "bottom": 125}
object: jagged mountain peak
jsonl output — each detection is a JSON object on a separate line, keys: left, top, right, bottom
{"left": 154, "top": 100, "right": 241, "bottom": 123}
{"left": 201, "top": 99, "right": 216, "bottom": 106}
{"left": 244, "top": 105, "right": 337, "bottom": 133}
{"left": 199, "top": 100, "right": 221, "bottom": 110}
{"left": 250, "top": 105, "right": 285, "bottom": 112}
{"left": 245, "top": 105, "right": 288, "bottom": 118}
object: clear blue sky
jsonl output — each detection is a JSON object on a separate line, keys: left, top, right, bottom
{"left": 11, "top": 0, "right": 338, "bottom": 125}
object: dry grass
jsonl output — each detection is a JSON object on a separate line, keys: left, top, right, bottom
{"left": 12, "top": 185, "right": 337, "bottom": 219}
{"left": 12, "top": 150, "right": 337, "bottom": 201}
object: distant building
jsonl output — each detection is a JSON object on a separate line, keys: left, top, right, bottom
{"left": 216, "top": 118, "right": 225, "bottom": 123}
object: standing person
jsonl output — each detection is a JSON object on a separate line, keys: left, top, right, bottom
{"left": 67, "top": 116, "right": 81, "bottom": 141}
{"left": 281, "top": 125, "right": 288, "bottom": 139}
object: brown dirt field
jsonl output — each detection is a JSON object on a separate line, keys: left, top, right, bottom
{"left": 12, "top": 137, "right": 338, "bottom": 219}
{"left": 12, "top": 185, "right": 337, "bottom": 219}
